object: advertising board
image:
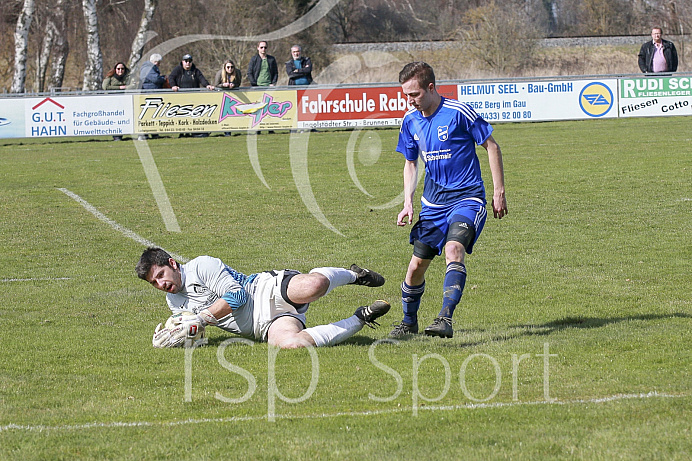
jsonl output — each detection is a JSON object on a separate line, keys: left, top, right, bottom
{"left": 134, "top": 91, "right": 296, "bottom": 133}
{"left": 619, "top": 76, "right": 692, "bottom": 118}
{"left": 0, "top": 99, "right": 26, "bottom": 138}
{"left": 1, "top": 74, "right": 690, "bottom": 140}
{"left": 455, "top": 79, "right": 618, "bottom": 122}
{"left": 295, "top": 85, "right": 457, "bottom": 129}
{"left": 24, "top": 95, "right": 133, "bottom": 138}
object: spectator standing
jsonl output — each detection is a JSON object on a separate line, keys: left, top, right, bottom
{"left": 247, "top": 41, "right": 278, "bottom": 87}
{"left": 102, "top": 62, "right": 134, "bottom": 141}
{"left": 285, "top": 45, "right": 313, "bottom": 85}
{"left": 169, "top": 54, "right": 215, "bottom": 91}
{"left": 102, "top": 62, "right": 135, "bottom": 90}
{"left": 214, "top": 59, "right": 242, "bottom": 89}
{"left": 169, "top": 54, "right": 214, "bottom": 138}
{"left": 140, "top": 54, "right": 166, "bottom": 89}
{"left": 638, "top": 27, "right": 678, "bottom": 73}
{"left": 215, "top": 59, "right": 242, "bottom": 136}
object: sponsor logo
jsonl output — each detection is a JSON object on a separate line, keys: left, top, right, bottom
{"left": 30, "top": 97, "right": 68, "bottom": 136}
{"left": 423, "top": 149, "right": 453, "bottom": 161}
{"left": 579, "top": 82, "right": 613, "bottom": 117}
{"left": 437, "top": 125, "right": 449, "bottom": 141}
{"left": 219, "top": 93, "right": 292, "bottom": 128}
{"left": 0, "top": 118, "right": 11, "bottom": 127}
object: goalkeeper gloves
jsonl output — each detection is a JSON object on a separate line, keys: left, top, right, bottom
{"left": 152, "top": 309, "right": 218, "bottom": 348}
{"left": 152, "top": 321, "right": 196, "bottom": 348}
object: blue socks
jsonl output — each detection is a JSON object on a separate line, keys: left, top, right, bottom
{"left": 402, "top": 281, "right": 425, "bottom": 325}
{"left": 439, "top": 262, "right": 466, "bottom": 318}
{"left": 401, "top": 262, "right": 466, "bottom": 323}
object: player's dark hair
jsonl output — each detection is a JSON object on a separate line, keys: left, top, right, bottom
{"left": 399, "top": 61, "right": 435, "bottom": 88}
{"left": 135, "top": 247, "right": 173, "bottom": 280}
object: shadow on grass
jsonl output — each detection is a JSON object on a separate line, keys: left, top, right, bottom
{"left": 442, "top": 312, "right": 692, "bottom": 348}
{"left": 341, "top": 335, "right": 380, "bottom": 347}
{"left": 511, "top": 312, "right": 691, "bottom": 333}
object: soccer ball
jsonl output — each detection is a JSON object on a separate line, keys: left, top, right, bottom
{"left": 165, "top": 311, "right": 205, "bottom": 342}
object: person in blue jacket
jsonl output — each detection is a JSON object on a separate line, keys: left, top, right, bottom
{"left": 140, "top": 54, "right": 166, "bottom": 89}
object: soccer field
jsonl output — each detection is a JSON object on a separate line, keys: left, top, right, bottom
{"left": 1, "top": 117, "right": 690, "bottom": 459}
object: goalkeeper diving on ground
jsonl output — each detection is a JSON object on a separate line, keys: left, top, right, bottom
{"left": 136, "top": 247, "right": 390, "bottom": 349}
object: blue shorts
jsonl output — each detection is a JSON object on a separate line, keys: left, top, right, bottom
{"left": 410, "top": 198, "right": 487, "bottom": 256}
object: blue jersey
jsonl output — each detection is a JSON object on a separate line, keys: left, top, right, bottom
{"left": 397, "top": 97, "right": 493, "bottom": 207}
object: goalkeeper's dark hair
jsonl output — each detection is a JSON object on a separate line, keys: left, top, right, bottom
{"left": 136, "top": 247, "right": 174, "bottom": 280}
{"left": 399, "top": 61, "right": 435, "bottom": 88}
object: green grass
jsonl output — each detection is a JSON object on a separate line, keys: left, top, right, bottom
{"left": 0, "top": 118, "right": 690, "bottom": 460}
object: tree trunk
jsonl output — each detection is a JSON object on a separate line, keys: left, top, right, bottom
{"left": 49, "top": 0, "right": 70, "bottom": 92}
{"left": 82, "top": 0, "right": 103, "bottom": 91}
{"left": 36, "top": 18, "right": 57, "bottom": 93}
{"left": 128, "top": 0, "right": 159, "bottom": 71}
{"left": 11, "top": 0, "right": 36, "bottom": 93}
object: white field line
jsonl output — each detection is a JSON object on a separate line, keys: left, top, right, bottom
{"left": 1, "top": 277, "right": 71, "bottom": 282}
{"left": 57, "top": 188, "right": 188, "bottom": 263}
{"left": 133, "top": 141, "right": 181, "bottom": 232}
{"left": 0, "top": 391, "right": 686, "bottom": 433}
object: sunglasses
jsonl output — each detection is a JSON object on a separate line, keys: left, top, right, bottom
{"left": 183, "top": 59, "right": 192, "bottom": 62}
{"left": 115, "top": 67, "right": 125, "bottom": 70}
{"left": 226, "top": 65, "right": 234, "bottom": 69}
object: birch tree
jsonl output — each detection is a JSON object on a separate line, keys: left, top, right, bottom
{"left": 48, "top": 0, "right": 70, "bottom": 91}
{"left": 35, "top": 0, "right": 70, "bottom": 92}
{"left": 127, "top": 0, "right": 158, "bottom": 71}
{"left": 36, "top": 10, "right": 57, "bottom": 92}
{"left": 82, "top": 0, "right": 102, "bottom": 91}
{"left": 11, "top": 0, "right": 36, "bottom": 93}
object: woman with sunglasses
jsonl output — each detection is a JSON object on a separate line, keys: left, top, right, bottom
{"left": 102, "top": 62, "right": 134, "bottom": 140}
{"left": 214, "top": 59, "right": 242, "bottom": 90}
{"left": 102, "top": 62, "right": 134, "bottom": 90}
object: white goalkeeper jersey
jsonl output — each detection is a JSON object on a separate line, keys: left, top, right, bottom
{"left": 165, "top": 256, "right": 259, "bottom": 338}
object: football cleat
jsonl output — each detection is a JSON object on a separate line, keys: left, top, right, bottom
{"left": 354, "top": 300, "right": 391, "bottom": 328}
{"left": 350, "top": 264, "right": 385, "bottom": 287}
{"left": 424, "top": 317, "right": 453, "bottom": 338}
{"left": 389, "top": 321, "right": 419, "bottom": 337}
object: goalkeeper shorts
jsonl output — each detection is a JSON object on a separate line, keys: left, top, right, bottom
{"left": 251, "top": 269, "right": 308, "bottom": 341}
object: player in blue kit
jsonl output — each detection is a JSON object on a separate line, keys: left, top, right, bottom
{"left": 390, "top": 62, "right": 508, "bottom": 339}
